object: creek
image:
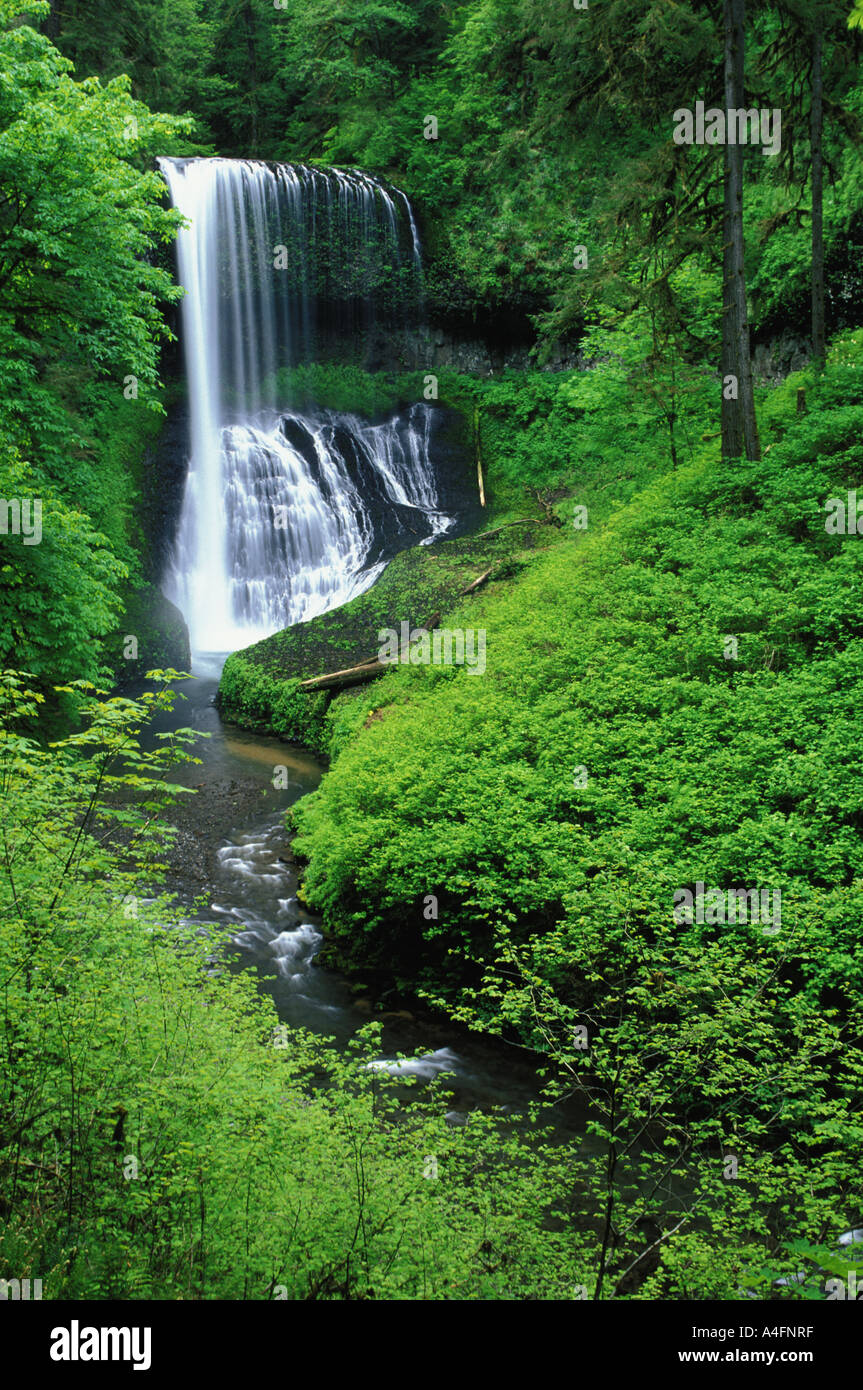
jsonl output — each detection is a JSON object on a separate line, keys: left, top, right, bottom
{"left": 140, "top": 671, "right": 584, "bottom": 1136}
{"left": 149, "top": 155, "right": 587, "bottom": 1137}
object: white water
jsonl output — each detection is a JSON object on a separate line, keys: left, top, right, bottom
{"left": 158, "top": 157, "right": 451, "bottom": 663}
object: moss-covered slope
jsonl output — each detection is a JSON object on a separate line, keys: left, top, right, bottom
{"left": 217, "top": 518, "right": 552, "bottom": 752}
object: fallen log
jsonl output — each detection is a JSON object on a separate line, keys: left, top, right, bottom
{"left": 299, "top": 660, "right": 388, "bottom": 692}
{"left": 301, "top": 565, "right": 505, "bottom": 694}
{"left": 299, "top": 612, "right": 443, "bottom": 692}
{"left": 458, "top": 568, "right": 493, "bottom": 597}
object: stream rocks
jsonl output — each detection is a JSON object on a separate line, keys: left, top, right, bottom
{"left": 160, "top": 776, "right": 281, "bottom": 891}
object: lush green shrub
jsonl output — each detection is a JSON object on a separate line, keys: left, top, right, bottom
{"left": 291, "top": 339, "right": 863, "bottom": 1050}
{"left": 0, "top": 673, "right": 582, "bottom": 1299}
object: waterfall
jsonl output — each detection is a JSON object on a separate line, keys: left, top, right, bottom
{"left": 157, "top": 157, "right": 451, "bottom": 663}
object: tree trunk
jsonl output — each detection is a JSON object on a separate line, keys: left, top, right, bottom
{"left": 44, "top": 1, "right": 62, "bottom": 41}
{"left": 811, "top": 23, "right": 826, "bottom": 371}
{"left": 721, "top": 0, "right": 761, "bottom": 461}
{"left": 299, "top": 660, "right": 388, "bottom": 693}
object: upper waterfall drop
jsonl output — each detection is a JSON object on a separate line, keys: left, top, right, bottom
{"left": 157, "top": 157, "right": 452, "bottom": 665}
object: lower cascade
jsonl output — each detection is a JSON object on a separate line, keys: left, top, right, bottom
{"left": 157, "top": 156, "right": 454, "bottom": 662}
{"left": 162, "top": 401, "right": 454, "bottom": 656}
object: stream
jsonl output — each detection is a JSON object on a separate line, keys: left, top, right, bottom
{"left": 138, "top": 672, "right": 584, "bottom": 1134}
{"left": 143, "top": 158, "right": 562, "bottom": 1129}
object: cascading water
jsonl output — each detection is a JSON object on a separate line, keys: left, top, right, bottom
{"left": 158, "top": 157, "right": 453, "bottom": 664}
{"left": 146, "top": 162, "right": 559, "bottom": 1138}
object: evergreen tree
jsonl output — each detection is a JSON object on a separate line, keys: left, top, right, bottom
{"left": 758, "top": 1, "right": 858, "bottom": 370}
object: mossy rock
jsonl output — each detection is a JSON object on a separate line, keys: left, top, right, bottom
{"left": 217, "top": 519, "right": 549, "bottom": 749}
{"left": 107, "top": 584, "right": 191, "bottom": 681}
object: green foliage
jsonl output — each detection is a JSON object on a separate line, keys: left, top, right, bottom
{"left": 218, "top": 657, "right": 331, "bottom": 750}
{"left": 0, "top": 1, "right": 187, "bottom": 468}
{"left": 267, "top": 364, "right": 426, "bottom": 419}
{"left": 0, "top": 450, "right": 127, "bottom": 686}
{"left": 38, "top": 0, "right": 863, "bottom": 347}
{"left": 3, "top": 0, "right": 862, "bottom": 1302}
{"left": 290, "top": 333, "right": 863, "bottom": 1034}
{"left": 0, "top": 671, "right": 594, "bottom": 1300}
{"left": 48, "top": 0, "right": 219, "bottom": 119}
{"left": 3, "top": 670, "right": 856, "bottom": 1299}
{"left": 454, "top": 897, "right": 862, "bottom": 1300}
{"left": 0, "top": 0, "right": 191, "bottom": 689}
{"left": 267, "top": 334, "right": 863, "bottom": 1293}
